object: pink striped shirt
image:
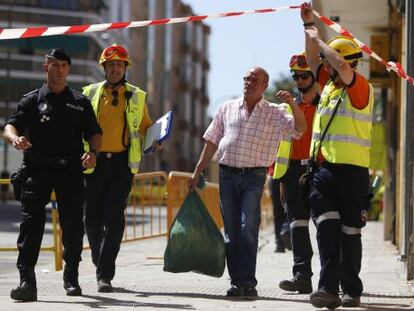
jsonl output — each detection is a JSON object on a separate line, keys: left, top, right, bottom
{"left": 204, "top": 97, "right": 296, "bottom": 168}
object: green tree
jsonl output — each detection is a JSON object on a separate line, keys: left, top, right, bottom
{"left": 264, "top": 73, "right": 297, "bottom": 103}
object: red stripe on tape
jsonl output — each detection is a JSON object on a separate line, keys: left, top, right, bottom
{"left": 65, "top": 24, "right": 91, "bottom": 34}
{"left": 188, "top": 15, "right": 208, "bottom": 22}
{"left": 319, "top": 16, "right": 334, "bottom": 26}
{"left": 149, "top": 18, "right": 171, "bottom": 26}
{"left": 225, "top": 12, "right": 244, "bottom": 17}
{"left": 255, "top": 9, "right": 276, "bottom": 13}
{"left": 339, "top": 29, "right": 353, "bottom": 38}
{"left": 108, "top": 22, "right": 132, "bottom": 30}
{"left": 21, "top": 27, "right": 47, "bottom": 38}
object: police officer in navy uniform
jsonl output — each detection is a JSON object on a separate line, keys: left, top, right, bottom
{"left": 3, "top": 48, "right": 102, "bottom": 301}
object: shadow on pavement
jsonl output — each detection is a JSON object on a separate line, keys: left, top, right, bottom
{"left": 38, "top": 294, "right": 195, "bottom": 309}
{"left": 361, "top": 304, "right": 414, "bottom": 310}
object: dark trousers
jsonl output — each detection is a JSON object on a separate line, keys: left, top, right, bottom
{"left": 84, "top": 151, "right": 133, "bottom": 281}
{"left": 281, "top": 161, "right": 313, "bottom": 279}
{"left": 310, "top": 163, "right": 369, "bottom": 296}
{"left": 219, "top": 166, "right": 266, "bottom": 288}
{"left": 269, "top": 179, "right": 289, "bottom": 246}
{"left": 17, "top": 166, "right": 84, "bottom": 280}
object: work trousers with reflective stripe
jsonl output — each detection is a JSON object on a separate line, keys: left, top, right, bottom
{"left": 280, "top": 160, "right": 313, "bottom": 279}
{"left": 309, "top": 162, "right": 369, "bottom": 297}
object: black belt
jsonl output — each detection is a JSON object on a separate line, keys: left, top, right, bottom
{"left": 99, "top": 150, "right": 128, "bottom": 160}
{"left": 290, "top": 159, "right": 309, "bottom": 166}
{"left": 219, "top": 164, "right": 266, "bottom": 174}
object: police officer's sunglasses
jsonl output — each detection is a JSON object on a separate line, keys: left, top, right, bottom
{"left": 104, "top": 46, "right": 128, "bottom": 59}
{"left": 289, "top": 54, "right": 308, "bottom": 68}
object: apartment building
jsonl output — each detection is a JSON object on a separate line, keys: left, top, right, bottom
{"left": 130, "top": 0, "right": 211, "bottom": 173}
{"left": 0, "top": 0, "right": 211, "bottom": 177}
{"left": 0, "top": 0, "right": 126, "bottom": 175}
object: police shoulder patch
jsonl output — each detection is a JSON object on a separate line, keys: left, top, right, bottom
{"left": 22, "top": 89, "right": 39, "bottom": 97}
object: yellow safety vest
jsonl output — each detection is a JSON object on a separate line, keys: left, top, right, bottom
{"left": 82, "top": 81, "right": 146, "bottom": 174}
{"left": 273, "top": 105, "right": 293, "bottom": 179}
{"left": 310, "top": 80, "right": 373, "bottom": 167}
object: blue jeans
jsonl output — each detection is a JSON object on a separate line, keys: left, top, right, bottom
{"left": 219, "top": 166, "right": 266, "bottom": 288}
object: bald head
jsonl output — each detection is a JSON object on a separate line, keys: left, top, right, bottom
{"left": 243, "top": 66, "right": 269, "bottom": 104}
{"left": 247, "top": 67, "right": 269, "bottom": 84}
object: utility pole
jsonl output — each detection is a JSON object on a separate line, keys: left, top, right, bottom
{"left": 405, "top": 0, "right": 414, "bottom": 280}
{"left": 1, "top": 3, "right": 12, "bottom": 201}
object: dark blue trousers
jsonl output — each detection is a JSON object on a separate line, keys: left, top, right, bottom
{"left": 84, "top": 151, "right": 133, "bottom": 281}
{"left": 310, "top": 162, "right": 369, "bottom": 296}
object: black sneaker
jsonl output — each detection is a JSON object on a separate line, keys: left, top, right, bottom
{"left": 310, "top": 290, "right": 342, "bottom": 309}
{"left": 97, "top": 278, "right": 113, "bottom": 293}
{"left": 64, "top": 280, "right": 82, "bottom": 296}
{"left": 10, "top": 281, "right": 37, "bottom": 302}
{"left": 226, "top": 285, "right": 243, "bottom": 297}
{"left": 275, "top": 242, "right": 286, "bottom": 253}
{"left": 242, "top": 286, "right": 258, "bottom": 298}
{"left": 341, "top": 293, "right": 361, "bottom": 307}
{"left": 279, "top": 276, "right": 312, "bottom": 294}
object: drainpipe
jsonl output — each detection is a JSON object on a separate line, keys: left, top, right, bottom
{"left": 405, "top": 0, "right": 414, "bottom": 280}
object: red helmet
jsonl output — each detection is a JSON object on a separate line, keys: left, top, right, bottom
{"left": 289, "top": 52, "right": 311, "bottom": 72}
{"left": 99, "top": 44, "right": 131, "bottom": 66}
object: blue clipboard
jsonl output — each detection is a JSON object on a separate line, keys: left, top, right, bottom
{"left": 143, "top": 111, "right": 174, "bottom": 154}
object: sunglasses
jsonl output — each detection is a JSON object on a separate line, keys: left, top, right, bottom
{"left": 243, "top": 76, "right": 260, "bottom": 83}
{"left": 292, "top": 73, "right": 311, "bottom": 81}
{"left": 111, "top": 90, "right": 119, "bottom": 106}
{"left": 103, "top": 46, "right": 128, "bottom": 60}
{"left": 289, "top": 54, "right": 308, "bottom": 68}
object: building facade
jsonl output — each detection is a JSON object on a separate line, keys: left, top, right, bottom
{"left": 0, "top": 0, "right": 211, "bottom": 178}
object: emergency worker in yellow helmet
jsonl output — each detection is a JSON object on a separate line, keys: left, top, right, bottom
{"left": 82, "top": 44, "right": 157, "bottom": 293}
{"left": 274, "top": 52, "right": 319, "bottom": 294}
{"left": 301, "top": 3, "right": 373, "bottom": 309}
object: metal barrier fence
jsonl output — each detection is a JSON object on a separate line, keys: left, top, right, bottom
{"left": 0, "top": 178, "right": 63, "bottom": 271}
{"left": 0, "top": 171, "right": 271, "bottom": 271}
{"left": 166, "top": 171, "right": 222, "bottom": 232}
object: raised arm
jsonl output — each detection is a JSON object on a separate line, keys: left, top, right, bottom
{"left": 301, "top": 2, "right": 354, "bottom": 85}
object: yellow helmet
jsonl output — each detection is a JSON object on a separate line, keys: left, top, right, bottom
{"left": 327, "top": 36, "right": 363, "bottom": 63}
{"left": 99, "top": 44, "right": 131, "bottom": 66}
{"left": 289, "top": 52, "right": 311, "bottom": 72}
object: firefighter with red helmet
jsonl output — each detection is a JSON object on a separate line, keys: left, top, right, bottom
{"left": 83, "top": 44, "right": 155, "bottom": 293}
{"left": 274, "top": 52, "right": 319, "bottom": 294}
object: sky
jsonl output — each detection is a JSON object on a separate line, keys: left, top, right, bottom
{"left": 181, "top": 0, "right": 305, "bottom": 116}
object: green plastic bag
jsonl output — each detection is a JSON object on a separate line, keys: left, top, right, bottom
{"left": 163, "top": 190, "right": 226, "bottom": 277}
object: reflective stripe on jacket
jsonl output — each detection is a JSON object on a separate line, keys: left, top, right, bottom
{"left": 310, "top": 80, "right": 373, "bottom": 167}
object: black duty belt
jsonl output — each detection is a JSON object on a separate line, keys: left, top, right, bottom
{"left": 99, "top": 150, "right": 128, "bottom": 160}
{"left": 219, "top": 164, "right": 266, "bottom": 174}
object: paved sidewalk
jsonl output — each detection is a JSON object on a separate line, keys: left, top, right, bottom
{"left": 0, "top": 221, "right": 413, "bottom": 310}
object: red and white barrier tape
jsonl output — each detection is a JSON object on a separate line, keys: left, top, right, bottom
{"left": 0, "top": 5, "right": 411, "bottom": 84}
{"left": 0, "top": 6, "right": 300, "bottom": 40}
{"left": 313, "top": 9, "right": 414, "bottom": 85}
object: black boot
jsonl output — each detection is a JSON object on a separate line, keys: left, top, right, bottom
{"left": 63, "top": 265, "right": 82, "bottom": 296}
{"left": 10, "top": 268, "right": 37, "bottom": 302}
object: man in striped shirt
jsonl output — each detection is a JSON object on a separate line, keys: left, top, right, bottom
{"left": 188, "top": 66, "right": 306, "bottom": 298}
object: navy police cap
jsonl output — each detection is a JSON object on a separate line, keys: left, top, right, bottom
{"left": 45, "top": 48, "right": 71, "bottom": 65}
